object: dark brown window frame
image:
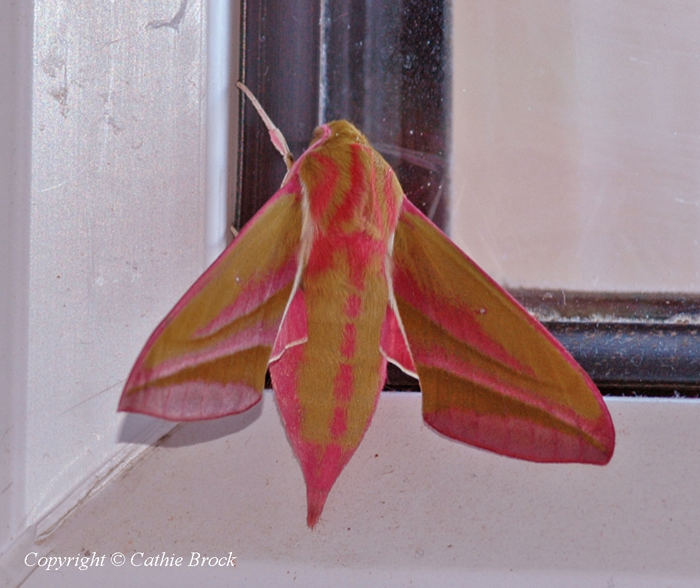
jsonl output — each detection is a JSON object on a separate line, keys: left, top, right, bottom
{"left": 235, "top": 0, "right": 700, "bottom": 397}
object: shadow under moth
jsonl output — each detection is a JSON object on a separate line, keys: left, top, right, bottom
{"left": 119, "top": 82, "right": 615, "bottom": 527}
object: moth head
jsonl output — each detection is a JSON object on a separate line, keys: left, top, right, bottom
{"left": 310, "top": 120, "right": 370, "bottom": 149}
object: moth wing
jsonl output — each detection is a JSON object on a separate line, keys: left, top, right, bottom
{"left": 119, "top": 182, "right": 303, "bottom": 420}
{"left": 389, "top": 198, "right": 614, "bottom": 464}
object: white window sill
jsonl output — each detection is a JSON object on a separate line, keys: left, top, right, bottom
{"left": 6, "top": 392, "right": 700, "bottom": 587}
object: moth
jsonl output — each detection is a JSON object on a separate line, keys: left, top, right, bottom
{"left": 120, "top": 82, "right": 615, "bottom": 527}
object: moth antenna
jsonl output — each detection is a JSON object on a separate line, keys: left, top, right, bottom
{"left": 237, "top": 81, "right": 294, "bottom": 171}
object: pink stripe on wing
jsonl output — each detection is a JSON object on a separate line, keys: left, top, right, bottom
{"left": 194, "top": 257, "right": 297, "bottom": 338}
{"left": 132, "top": 322, "right": 280, "bottom": 388}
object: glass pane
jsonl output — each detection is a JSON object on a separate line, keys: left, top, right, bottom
{"left": 450, "top": 1, "right": 700, "bottom": 293}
